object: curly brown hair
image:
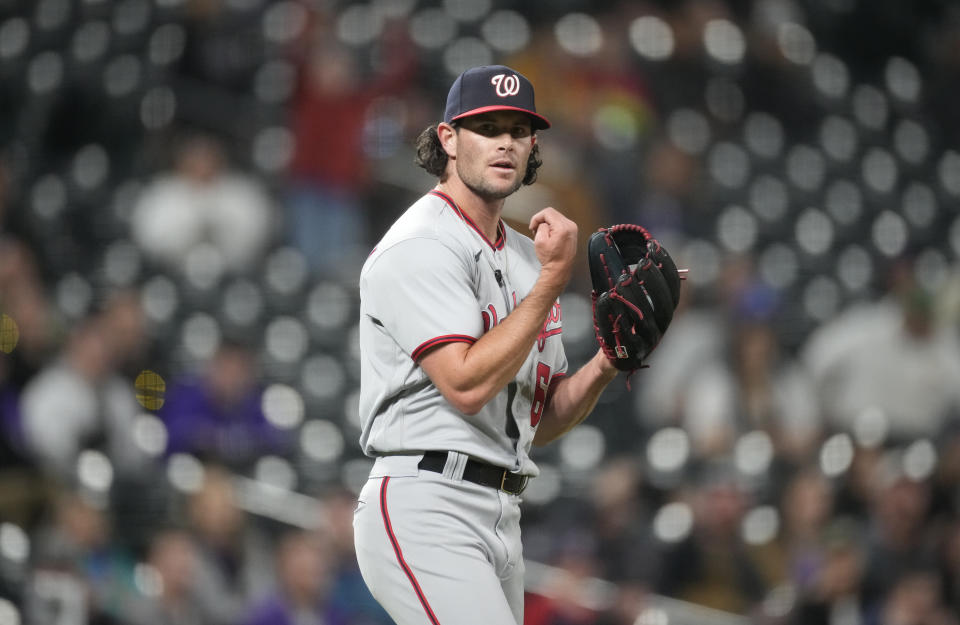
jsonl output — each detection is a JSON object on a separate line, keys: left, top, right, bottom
{"left": 414, "top": 123, "right": 542, "bottom": 185}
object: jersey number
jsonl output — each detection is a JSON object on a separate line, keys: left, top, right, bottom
{"left": 530, "top": 362, "right": 551, "bottom": 427}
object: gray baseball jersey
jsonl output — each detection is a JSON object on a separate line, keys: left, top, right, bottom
{"left": 355, "top": 190, "right": 568, "bottom": 624}
{"left": 357, "top": 189, "right": 568, "bottom": 475}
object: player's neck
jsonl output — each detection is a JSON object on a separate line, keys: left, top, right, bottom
{"left": 435, "top": 182, "right": 504, "bottom": 243}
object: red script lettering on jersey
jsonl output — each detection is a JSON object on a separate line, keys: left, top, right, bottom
{"left": 536, "top": 301, "right": 562, "bottom": 352}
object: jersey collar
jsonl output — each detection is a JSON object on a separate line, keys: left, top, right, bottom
{"left": 429, "top": 190, "right": 506, "bottom": 251}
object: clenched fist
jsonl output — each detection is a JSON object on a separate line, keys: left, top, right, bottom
{"left": 530, "top": 207, "right": 577, "bottom": 290}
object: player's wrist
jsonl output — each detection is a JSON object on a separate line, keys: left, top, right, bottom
{"left": 537, "top": 262, "right": 572, "bottom": 291}
{"left": 592, "top": 349, "right": 620, "bottom": 378}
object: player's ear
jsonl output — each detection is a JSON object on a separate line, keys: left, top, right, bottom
{"left": 437, "top": 122, "right": 457, "bottom": 158}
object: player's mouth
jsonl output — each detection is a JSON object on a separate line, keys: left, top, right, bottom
{"left": 490, "top": 159, "right": 516, "bottom": 171}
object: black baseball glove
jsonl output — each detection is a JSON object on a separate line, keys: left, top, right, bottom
{"left": 588, "top": 224, "right": 682, "bottom": 372}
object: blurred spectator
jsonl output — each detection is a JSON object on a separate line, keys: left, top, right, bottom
{"left": 183, "top": 464, "right": 274, "bottom": 625}
{"left": 0, "top": 351, "right": 46, "bottom": 529}
{"left": 0, "top": 156, "right": 9, "bottom": 229}
{"left": 19, "top": 315, "right": 146, "bottom": 481}
{"left": 635, "top": 255, "right": 755, "bottom": 431}
{"left": 779, "top": 469, "right": 837, "bottom": 591}
{"left": 130, "top": 133, "right": 276, "bottom": 277}
{"left": 128, "top": 529, "right": 206, "bottom": 625}
{"left": 26, "top": 491, "right": 139, "bottom": 625}
{"left": 802, "top": 267, "right": 960, "bottom": 443}
{"left": 833, "top": 446, "right": 887, "bottom": 521}
{"left": 0, "top": 237, "right": 61, "bottom": 389}
{"left": 789, "top": 518, "right": 868, "bottom": 625}
{"left": 656, "top": 467, "right": 769, "bottom": 614}
{"left": 642, "top": 274, "right": 819, "bottom": 462}
{"left": 869, "top": 566, "right": 959, "bottom": 625}
{"left": 158, "top": 340, "right": 293, "bottom": 467}
{"left": 285, "top": 14, "right": 416, "bottom": 274}
{"left": 583, "top": 458, "right": 659, "bottom": 625}
{"left": 596, "top": 584, "right": 651, "bottom": 625}
{"left": 681, "top": 313, "right": 820, "bottom": 461}
{"left": 589, "top": 458, "right": 659, "bottom": 586}
{"left": 0, "top": 353, "right": 22, "bottom": 460}
{"left": 630, "top": 135, "right": 699, "bottom": 241}
{"left": 927, "top": 7, "right": 960, "bottom": 147}
{"left": 243, "top": 529, "right": 347, "bottom": 625}
{"left": 937, "top": 520, "right": 960, "bottom": 612}
{"left": 177, "top": 0, "right": 265, "bottom": 95}
{"left": 936, "top": 264, "right": 960, "bottom": 329}
{"left": 0, "top": 238, "right": 60, "bottom": 525}
{"left": 320, "top": 488, "right": 393, "bottom": 625}
{"left": 97, "top": 289, "right": 149, "bottom": 378}
{"left": 860, "top": 466, "right": 938, "bottom": 612}
{"left": 524, "top": 530, "right": 603, "bottom": 625}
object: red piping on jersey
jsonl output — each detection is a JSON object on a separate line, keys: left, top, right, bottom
{"left": 544, "top": 371, "right": 567, "bottom": 406}
{"left": 412, "top": 334, "right": 477, "bottom": 361}
{"left": 429, "top": 190, "right": 506, "bottom": 250}
{"left": 380, "top": 477, "right": 442, "bottom": 625}
{"left": 540, "top": 328, "right": 563, "bottom": 341}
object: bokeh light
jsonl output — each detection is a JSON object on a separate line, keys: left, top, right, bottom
{"left": 409, "top": 8, "right": 456, "bottom": 50}
{"left": 852, "top": 84, "right": 888, "bottom": 131}
{"left": 0, "top": 523, "right": 30, "bottom": 564}
{"left": 811, "top": 53, "right": 849, "bottom": 99}
{"left": 262, "top": 383, "right": 305, "bottom": 430}
{"left": 629, "top": 15, "right": 674, "bottom": 61}
{"left": 554, "top": 13, "right": 603, "bottom": 57}
{"left": 653, "top": 502, "right": 694, "bottom": 543}
{"left": 481, "top": 10, "right": 530, "bottom": 54}
{"left": 559, "top": 424, "right": 606, "bottom": 471}
{"left": 132, "top": 413, "right": 169, "bottom": 457}
{"left": 703, "top": 19, "right": 745, "bottom": 65}
{"left": 777, "top": 22, "right": 815, "bottom": 65}
{"left": 167, "top": 453, "right": 205, "bottom": 493}
{"left": 647, "top": 427, "right": 691, "bottom": 475}
{"left": 743, "top": 111, "right": 784, "bottom": 160}
{"left": 741, "top": 506, "right": 779, "bottom": 546}
{"left": 820, "top": 433, "right": 855, "bottom": 477}
{"left": 300, "top": 419, "right": 345, "bottom": 464}
{"left": 667, "top": 108, "right": 711, "bottom": 155}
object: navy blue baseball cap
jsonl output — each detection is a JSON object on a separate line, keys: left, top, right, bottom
{"left": 444, "top": 65, "right": 551, "bottom": 130}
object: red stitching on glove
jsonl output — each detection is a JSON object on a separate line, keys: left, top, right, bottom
{"left": 608, "top": 289, "right": 645, "bottom": 320}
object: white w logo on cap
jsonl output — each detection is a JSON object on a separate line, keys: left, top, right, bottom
{"left": 490, "top": 74, "right": 520, "bottom": 97}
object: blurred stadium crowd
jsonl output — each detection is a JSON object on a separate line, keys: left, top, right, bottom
{"left": 3, "top": 0, "right": 960, "bottom": 624}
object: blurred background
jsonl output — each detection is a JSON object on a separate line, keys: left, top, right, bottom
{"left": 2, "top": 0, "right": 960, "bottom": 623}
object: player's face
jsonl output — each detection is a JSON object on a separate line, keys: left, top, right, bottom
{"left": 453, "top": 111, "right": 535, "bottom": 201}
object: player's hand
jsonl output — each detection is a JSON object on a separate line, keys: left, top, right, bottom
{"left": 530, "top": 207, "right": 577, "bottom": 288}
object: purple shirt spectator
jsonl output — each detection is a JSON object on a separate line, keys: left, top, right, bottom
{"left": 158, "top": 342, "right": 292, "bottom": 466}
{"left": 159, "top": 377, "right": 290, "bottom": 465}
{"left": 242, "top": 595, "right": 348, "bottom": 625}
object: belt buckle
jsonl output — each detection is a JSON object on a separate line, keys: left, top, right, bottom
{"left": 500, "top": 470, "right": 528, "bottom": 495}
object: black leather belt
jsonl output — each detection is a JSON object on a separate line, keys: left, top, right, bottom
{"left": 418, "top": 451, "right": 529, "bottom": 495}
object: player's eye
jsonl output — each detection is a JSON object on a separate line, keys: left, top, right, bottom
{"left": 511, "top": 126, "right": 531, "bottom": 138}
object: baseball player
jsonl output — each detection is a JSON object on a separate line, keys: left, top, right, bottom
{"left": 353, "top": 65, "right": 621, "bottom": 625}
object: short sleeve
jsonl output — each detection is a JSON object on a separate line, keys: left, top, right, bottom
{"left": 361, "top": 237, "right": 482, "bottom": 360}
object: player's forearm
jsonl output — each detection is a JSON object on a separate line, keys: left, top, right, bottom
{"left": 533, "top": 350, "right": 618, "bottom": 445}
{"left": 449, "top": 278, "right": 565, "bottom": 413}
